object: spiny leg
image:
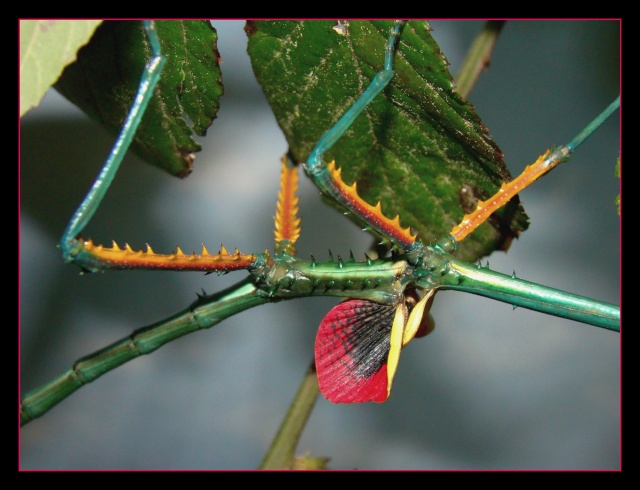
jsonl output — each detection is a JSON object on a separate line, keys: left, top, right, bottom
{"left": 448, "top": 96, "right": 621, "bottom": 244}
{"left": 419, "top": 96, "right": 621, "bottom": 331}
{"left": 61, "top": 21, "right": 165, "bottom": 263}
{"left": 59, "top": 21, "right": 255, "bottom": 274}
{"left": 303, "top": 21, "right": 423, "bottom": 261}
{"left": 274, "top": 155, "right": 301, "bottom": 256}
{"left": 77, "top": 240, "right": 256, "bottom": 273}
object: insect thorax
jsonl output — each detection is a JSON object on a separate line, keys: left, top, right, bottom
{"left": 251, "top": 253, "right": 410, "bottom": 305}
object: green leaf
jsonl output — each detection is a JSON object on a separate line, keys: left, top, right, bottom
{"left": 54, "top": 20, "right": 223, "bottom": 177}
{"left": 246, "top": 20, "right": 529, "bottom": 262}
{"left": 19, "top": 20, "right": 103, "bottom": 117}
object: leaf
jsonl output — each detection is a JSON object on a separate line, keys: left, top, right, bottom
{"left": 19, "top": 20, "right": 102, "bottom": 117}
{"left": 53, "top": 20, "right": 223, "bottom": 177}
{"left": 246, "top": 20, "right": 529, "bottom": 262}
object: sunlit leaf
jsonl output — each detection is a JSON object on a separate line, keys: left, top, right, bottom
{"left": 20, "top": 20, "right": 102, "bottom": 117}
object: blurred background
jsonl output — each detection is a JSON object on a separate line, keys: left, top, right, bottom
{"left": 19, "top": 20, "right": 620, "bottom": 470}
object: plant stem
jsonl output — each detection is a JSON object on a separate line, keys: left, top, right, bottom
{"left": 455, "top": 20, "right": 506, "bottom": 99}
{"left": 259, "top": 361, "right": 324, "bottom": 470}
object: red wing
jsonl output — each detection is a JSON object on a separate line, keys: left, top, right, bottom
{"left": 314, "top": 299, "right": 398, "bottom": 403}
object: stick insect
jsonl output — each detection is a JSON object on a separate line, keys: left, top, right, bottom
{"left": 25, "top": 20, "right": 615, "bottom": 466}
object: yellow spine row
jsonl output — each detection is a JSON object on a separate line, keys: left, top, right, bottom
{"left": 450, "top": 150, "right": 557, "bottom": 242}
{"left": 82, "top": 239, "right": 256, "bottom": 271}
{"left": 327, "top": 161, "right": 416, "bottom": 247}
{"left": 274, "top": 156, "right": 301, "bottom": 251}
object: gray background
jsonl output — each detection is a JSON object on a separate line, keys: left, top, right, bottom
{"left": 20, "top": 20, "right": 620, "bottom": 470}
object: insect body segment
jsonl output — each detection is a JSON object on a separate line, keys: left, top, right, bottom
{"left": 259, "top": 254, "right": 410, "bottom": 305}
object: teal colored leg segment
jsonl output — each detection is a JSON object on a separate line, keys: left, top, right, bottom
{"left": 441, "top": 253, "right": 620, "bottom": 332}
{"left": 60, "top": 20, "right": 167, "bottom": 261}
{"left": 536, "top": 95, "right": 621, "bottom": 176}
{"left": 566, "top": 95, "right": 620, "bottom": 152}
{"left": 305, "top": 20, "right": 405, "bottom": 169}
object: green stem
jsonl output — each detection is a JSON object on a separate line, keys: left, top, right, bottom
{"left": 259, "top": 360, "right": 323, "bottom": 470}
{"left": 455, "top": 20, "right": 506, "bottom": 100}
{"left": 20, "top": 277, "right": 269, "bottom": 426}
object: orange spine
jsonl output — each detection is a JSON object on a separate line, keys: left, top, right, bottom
{"left": 274, "top": 156, "right": 301, "bottom": 254}
{"left": 81, "top": 240, "right": 256, "bottom": 272}
{"left": 326, "top": 161, "right": 416, "bottom": 248}
{"left": 450, "top": 150, "right": 559, "bottom": 242}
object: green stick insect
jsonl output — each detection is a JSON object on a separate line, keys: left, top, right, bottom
{"left": 20, "top": 20, "right": 620, "bottom": 470}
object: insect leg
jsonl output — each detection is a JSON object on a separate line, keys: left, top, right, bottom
{"left": 303, "top": 21, "right": 423, "bottom": 259}
{"left": 58, "top": 21, "right": 256, "bottom": 274}
{"left": 449, "top": 96, "right": 621, "bottom": 244}
{"left": 274, "top": 156, "right": 301, "bottom": 256}
{"left": 60, "top": 21, "right": 166, "bottom": 266}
